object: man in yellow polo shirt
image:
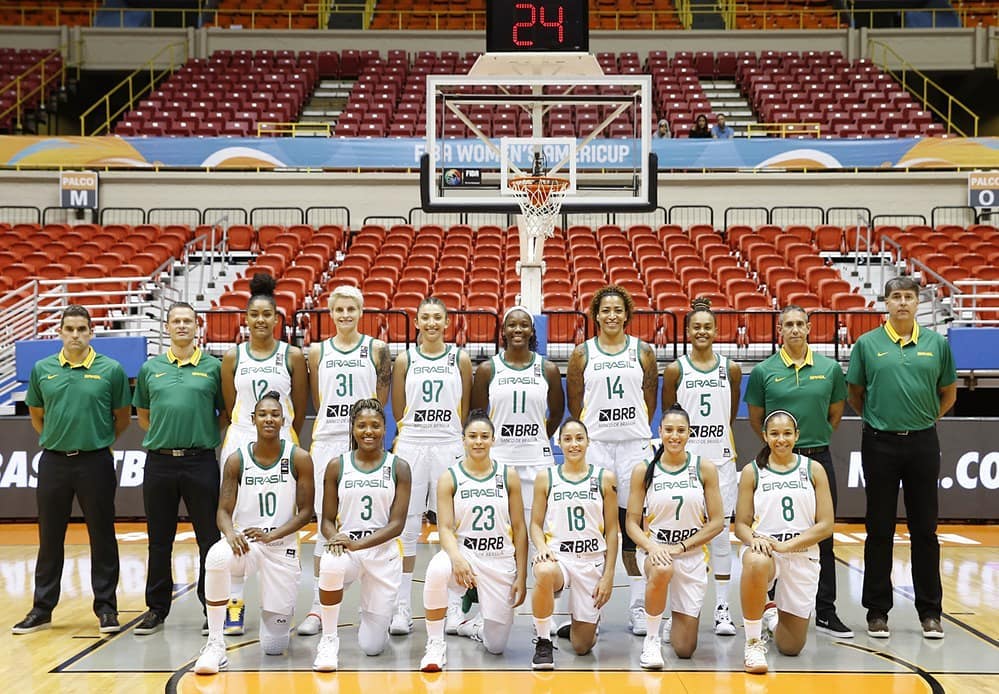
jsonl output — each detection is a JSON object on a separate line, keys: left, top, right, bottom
{"left": 133, "top": 302, "right": 226, "bottom": 635}
{"left": 745, "top": 304, "right": 851, "bottom": 638}
{"left": 12, "top": 305, "right": 132, "bottom": 635}
{"left": 847, "top": 277, "right": 957, "bottom": 641}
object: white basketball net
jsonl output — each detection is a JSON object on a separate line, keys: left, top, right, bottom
{"left": 509, "top": 176, "right": 570, "bottom": 239}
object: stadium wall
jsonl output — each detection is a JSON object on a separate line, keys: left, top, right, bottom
{"left": 1, "top": 26, "right": 995, "bottom": 72}
{"left": 0, "top": 416, "right": 995, "bottom": 520}
{"left": 0, "top": 170, "right": 973, "bottom": 226}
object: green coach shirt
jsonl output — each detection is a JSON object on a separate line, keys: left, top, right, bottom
{"left": 745, "top": 346, "right": 847, "bottom": 448}
{"left": 25, "top": 346, "right": 132, "bottom": 452}
{"left": 132, "top": 347, "right": 224, "bottom": 450}
{"left": 846, "top": 322, "right": 956, "bottom": 432}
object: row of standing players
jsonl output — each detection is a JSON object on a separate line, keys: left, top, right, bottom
{"left": 13, "top": 275, "right": 955, "bottom": 675}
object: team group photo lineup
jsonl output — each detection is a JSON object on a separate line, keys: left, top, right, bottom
{"left": 14, "top": 271, "right": 957, "bottom": 679}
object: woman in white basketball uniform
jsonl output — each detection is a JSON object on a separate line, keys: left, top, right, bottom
{"left": 391, "top": 296, "right": 473, "bottom": 634}
{"left": 735, "top": 410, "right": 833, "bottom": 675}
{"left": 625, "top": 405, "right": 725, "bottom": 669}
{"left": 194, "top": 391, "right": 314, "bottom": 674}
{"left": 529, "top": 418, "right": 617, "bottom": 669}
{"left": 566, "top": 285, "right": 659, "bottom": 636}
{"left": 219, "top": 273, "right": 309, "bottom": 634}
{"left": 661, "top": 297, "right": 742, "bottom": 637}
{"left": 312, "top": 399, "right": 411, "bottom": 671}
{"left": 298, "top": 286, "right": 392, "bottom": 636}
{"left": 419, "top": 411, "right": 528, "bottom": 672}
{"left": 470, "top": 306, "right": 564, "bottom": 529}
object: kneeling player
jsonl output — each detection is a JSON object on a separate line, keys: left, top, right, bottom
{"left": 626, "top": 405, "right": 725, "bottom": 668}
{"left": 313, "top": 399, "right": 411, "bottom": 671}
{"left": 194, "top": 391, "right": 314, "bottom": 675}
{"left": 419, "top": 411, "right": 528, "bottom": 672}
{"left": 529, "top": 418, "right": 618, "bottom": 669}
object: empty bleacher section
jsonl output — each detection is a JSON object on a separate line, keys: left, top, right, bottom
{"left": 110, "top": 48, "right": 950, "bottom": 139}
{"left": 0, "top": 48, "right": 63, "bottom": 133}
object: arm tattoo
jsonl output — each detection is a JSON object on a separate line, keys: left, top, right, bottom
{"left": 376, "top": 344, "right": 392, "bottom": 390}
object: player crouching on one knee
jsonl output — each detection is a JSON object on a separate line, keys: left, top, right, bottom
{"left": 195, "top": 391, "right": 314, "bottom": 675}
{"left": 735, "top": 410, "right": 834, "bottom": 675}
{"left": 313, "top": 398, "right": 411, "bottom": 672}
{"left": 419, "top": 411, "right": 528, "bottom": 672}
{"left": 625, "top": 404, "right": 725, "bottom": 669}
{"left": 529, "top": 418, "right": 618, "bottom": 669}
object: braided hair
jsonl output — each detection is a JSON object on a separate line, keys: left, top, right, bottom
{"left": 348, "top": 397, "right": 385, "bottom": 450}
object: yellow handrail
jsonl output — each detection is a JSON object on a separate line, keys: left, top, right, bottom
{"left": 78, "top": 42, "right": 187, "bottom": 136}
{"left": 867, "top": 39, "right": 979, "bottom": 137}
{"left": 0, "top": 50, "right": 64, "bottom": 134}
{"left": 256, "top": 121, "right": 333, "bottom": 137}
{"left": 745, "top": 122, "right": 822, "bottom": 138}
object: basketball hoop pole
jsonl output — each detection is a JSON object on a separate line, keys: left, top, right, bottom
{"left": 517, "top": 216, "right": 544, "bottom": 314}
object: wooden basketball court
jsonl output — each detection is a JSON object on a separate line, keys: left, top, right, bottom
{"left": 2, "top": 522, "right": 996, "bottom": 693}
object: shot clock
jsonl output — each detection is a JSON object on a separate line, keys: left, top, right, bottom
{"left": 485, "top": 0, "right": 589, "bottom": 52}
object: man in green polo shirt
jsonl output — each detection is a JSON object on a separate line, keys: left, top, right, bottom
{"left": 847, "top": 276, "right": 957, "bottom": 641}
{"left": 133, "top": 302, "right": 226, "bottom": 635}
{"left": 745, "top": 304, "right": 852, "bottom": 638}
{"left": 12, "top": 305, "right": 132, "bottom": 635}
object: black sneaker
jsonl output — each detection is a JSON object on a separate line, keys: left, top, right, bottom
{"left": 134, "top": 611, "right": 164, "bottom": 635}
{"left": 866, "top": 614, "right": 890, "bottom": 639}
{"left": 532, "top": 637, "right": 555, "bottom": 670}
{"left": 98, "top": 613, "right": 121, "bottom": 634}
{"left": 202, "top": 618, "right": 209, "bottom": 636}
{"left": 816, "top": 612, "right": 854, "bottom": 638}
{"left": 12, "top": 612, "right": 51, "bottom": 634}
{"left": 555, "top": 622, "right": 571, "bottom": 639}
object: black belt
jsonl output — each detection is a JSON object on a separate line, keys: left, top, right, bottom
{"left": 865, "top": 425, "right": 934, "bottom": 437}
{"left": 149, "top": 448, "right": 214, "bottom": 457}
{"left": 793, "top": 446, "right": 829, "bottom": 457}
{"left": 45, "top": 448, "right": 104, "bottom": 457}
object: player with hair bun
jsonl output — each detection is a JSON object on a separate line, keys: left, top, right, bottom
{"left": 418, "top": 410, "right": 528, "bottom": 672}
{"left": 661, "top": 296, "right": 742, "bottom": 638}
{"left": 219, "top": 272, "right": 309, "bottom": 635}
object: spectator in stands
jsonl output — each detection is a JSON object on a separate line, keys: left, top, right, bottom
{"left": 711, "top": 114, "right": 735, "bottom": 139}
{"left": 133, "top": 302, "right": 225, "bottom": 636}
{"left": 846, "top": 277, "right": 957, "bottom": 640}
{"left": 689, "top": 114, "right": 712, "bottom": 139}
{"left": 744, "top": 305, "right": 853, "bottom": 639}
{"left": 653, "top": 119, "right": 671, "bottom": 139}
{"left": 12, "top": 305, "right": 131, "bottom": 636}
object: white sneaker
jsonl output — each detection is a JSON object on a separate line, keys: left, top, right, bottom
{"left": 194, "top": 636, "right": 229, "bottom": 675}
{"left": 639, "top": 634, "right": 665, "bottom": 670}
{"left": 420, "top": 638, "right": 447, "bottom": 672}
{"left": 445, "top": 600, "right": 463, "bottom": 635}
{"left": 390, "top": 604, "right": 413, "bottom": 635}
{"left": 714, "top": 602, "right": 737, "bottom": 636}
{"left": 662, "top": 616, "right": 672, "bottom": 644}
{"left": 312, "top": 634, "right": 339, "bottom": 672}
{"left": 629, "top": 605, "right": 648, "bottom": 636}
{"left": 762, "top": 602, "right": 779, "bottom": 640}
{"left": 744, "top": 638, "right": 769, "bottom": 674}
{"left": 456, "top": 613, "right": 483, "bottom": 642}
{"left": 297, "top": 612, "right": 322, "bottom": 636}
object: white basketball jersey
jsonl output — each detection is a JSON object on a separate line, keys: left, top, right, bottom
{"left": 397, "top": 345, "right": 464, "bottom": 442}
{"left": 645, "top": 454, "right": 706, "bottom": 549}
{"left": 581, "top": 336, "right": 650, "bottom": 442}
{"left": 336, "top": 451, "right": 398, "bottom": 543}
{"left": 231, "top": 342, "right": 295, "bottom": 438}
{"left": 543, "top": 464, "right": 607, "bottom": 556}
{"left": 232, "top": 439, "right": 299, "bottom": 550}
{"left": 488, "top": 353, "right": 553, "bottom": 465}
{"left": 753, "top": 455, "right": 818, "bottom": 560}
{"left": 450, "top": 461, "right": 514, "bottom": 559}
{"left": 312, "top": 335, "right": 379, "bottom": 442}
{"left": 675, "top": 354, "right": 736, "bottom": 463}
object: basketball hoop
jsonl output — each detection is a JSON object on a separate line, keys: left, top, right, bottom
{"left": 508, "top": 175, "right": 570, "bottom": 240}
